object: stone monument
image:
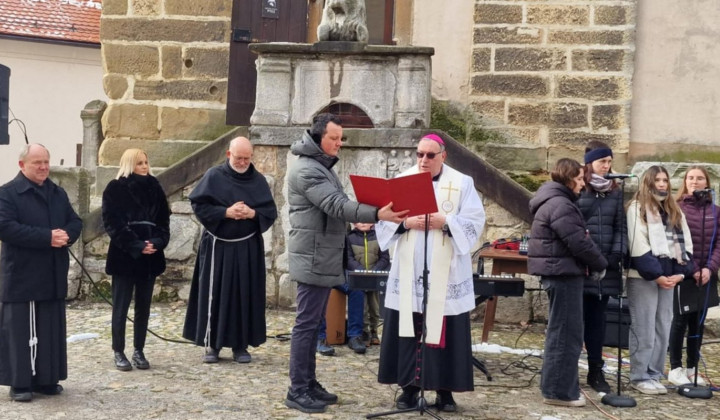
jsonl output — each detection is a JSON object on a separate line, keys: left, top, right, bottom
{"left": 317, "top": 0, "right": 369, "bottom": 43}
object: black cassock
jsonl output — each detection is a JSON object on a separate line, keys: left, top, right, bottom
{"left": 0, "top": 301, "right": 67, "bottom": 388}
{"left": 183, "top": 162, "right": 277, "bottom": 351}
{"left": 378, "top": 309, "right": 474, "bottom": 392}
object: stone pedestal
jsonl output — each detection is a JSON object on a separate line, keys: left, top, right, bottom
{"left": 249, "top": 43, "right": 434, "bottom": 129}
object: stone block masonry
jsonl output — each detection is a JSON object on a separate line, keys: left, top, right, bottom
{"left": 99, "top": 0, "right": 233, "bottom": 167}
{"left": 470, "top": 0, "right": 635, "bottom": 172}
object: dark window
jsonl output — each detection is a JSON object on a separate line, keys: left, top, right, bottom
{"left": 366, "top": 0, "right": 395, "bottom": 45}
{"left": 319, "top": 103, "right": 374, "bottom": 128}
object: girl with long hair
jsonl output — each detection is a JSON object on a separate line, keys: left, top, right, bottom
{"left": 667, "top": 166, "right": 720, "bottom": 386}
{"left": 626, "top": 165, "right": 693, "bottom": 394}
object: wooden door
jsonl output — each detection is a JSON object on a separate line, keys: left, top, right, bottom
{"left": 226, "top": 0, "right": 308, "bottom": 126}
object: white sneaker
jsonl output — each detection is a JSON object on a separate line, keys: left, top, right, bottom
{"left": 650, "top": 379, "right": 667, "bottom": 394}
{"left": 686, "top": 367, "right": 707, "bottom": 386}
{"left": 668, "top": 367, "right": 691, "bottom": 386}
{"left": 630, "top": 380, "right": 661, "bottom": 395}
{"left": 543, "top": 394, "right": 586, "bottom": 407}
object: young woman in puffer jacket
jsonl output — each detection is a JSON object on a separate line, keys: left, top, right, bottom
{"left": 626, "top": 165, "right": 693, "bottom": 395}
{"left": 528, "top": 158, "right": 607, "bottom": 407}
{"left": 667, "top": 166, "right": 720, "bottom": 386}
{"left": 576, "top": 141, "right": 626, "bottom": 393}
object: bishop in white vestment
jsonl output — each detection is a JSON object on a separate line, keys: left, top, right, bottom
{"left": 376, "top": 134, "right": 485, "bottom": 412}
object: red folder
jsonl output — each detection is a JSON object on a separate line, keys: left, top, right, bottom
{"left": 350, "top": 172, "right": 438, "bottom": 217}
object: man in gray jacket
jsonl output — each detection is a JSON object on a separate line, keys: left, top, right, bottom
{"left": 284, "top": 113, "right": 407, "bottom": 413}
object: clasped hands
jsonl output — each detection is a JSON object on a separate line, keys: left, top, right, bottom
{"left": 693, "top": 268, "right": 711, "bottom": 287}
{"left": 656, "top": 274, "right": 685, "bottom": 290}
{"left": 141, "top": 241, "right": 157, "bottom": 255}
{"left": 403, "top": 213, "right": 447, "bottom": 231}
{"left": 226, "top": 201, "right": 256, "bottom": 221}
{"left": 51, "top": 229, "right": 69, "bottom": 248}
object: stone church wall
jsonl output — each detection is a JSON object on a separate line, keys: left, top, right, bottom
{"left": 99, "top": 0, "right": 233, "bottom": 169}
{"left": 469, "top": 1, "right": 634, "bottom": 172}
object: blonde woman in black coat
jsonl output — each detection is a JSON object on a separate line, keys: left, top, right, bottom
{"left": 102, "top": 149, "right": 170, "bottom": 371}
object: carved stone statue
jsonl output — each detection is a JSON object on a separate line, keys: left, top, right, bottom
{"left": 317, "top": 0, "right": 369, "bottom": 43}
{"left": 387, "top": 149, "right": 399, "bottom": 178}
{"left": 399, "top": 150, "right": 414, "bottom": 173}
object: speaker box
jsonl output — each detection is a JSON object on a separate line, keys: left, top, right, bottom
{"left": 325, "top": 289, "right": 346, "bottom": 345}
{"left": 0, "top": 64, "right": 9, "bottom": 145}
{"left": 604, "top": 297, "right": 630, "bottom": 349}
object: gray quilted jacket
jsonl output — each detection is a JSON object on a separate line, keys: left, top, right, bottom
{"left": 287, "top": 130, "right": 377, "bottom": 287}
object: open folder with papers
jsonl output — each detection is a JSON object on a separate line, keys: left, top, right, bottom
{"left": 350, "top": 171, "right": 438, "bottom": 217}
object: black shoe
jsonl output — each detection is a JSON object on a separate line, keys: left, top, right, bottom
{"left": 285, "top": 387, "right": 327, "bottom": 413}
{"left": 434, "top": 390, "right": 457, "bottom": 412}
{"left": 203, "top": 348, "right": 220, "bottom": 364}
{"left": 35, "top": 384, "right": 63, "bottom": 396}
{"left": 308, "top": 379, "right": 338, "bottom": 404}
{"left": 347, "top": 336, "right": 367, "bottom": 354}
{"left": 232, "top": 348, "right": 251, "bottom": 364}
{"left": 588, "top": 369, "right": 612, "bottom": 393}
{"left": 114, "top": 351, "right": 132, "bottom": 371}
{"left": 396, "top": 386, "right": 419, "bottom": 409}
{"left": 132, "top": 349, "right": 150, "bottom": 370}
{"left": 9, "top": 387, "right": 32, "bottom": 402}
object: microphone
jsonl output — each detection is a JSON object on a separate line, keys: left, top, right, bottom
{"left": 693, "top": 188, "right": 713, "bottom": 199}
{"left": 604, "top": 173, "right": 636, "bottom": 179}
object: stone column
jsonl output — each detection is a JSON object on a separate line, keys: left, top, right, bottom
{"left": 395, "top": 56, "right": 431, "bottom": 128}
{"left": 80, "top": 100, "right": 107, "bottom": 173}
{"left": 251, "top": 56, "right": 293, "bottom": 126}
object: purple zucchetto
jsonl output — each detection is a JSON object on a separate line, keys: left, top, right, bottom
{"left": 421, "top": 134, "right": 445, "bottom": 146}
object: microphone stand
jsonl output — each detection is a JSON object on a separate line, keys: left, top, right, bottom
{"left": 601, "top": 177, "right": 637, "bottom": 408}
{"left": 367, "top": 214, "right": 443, "bottom": 419}
{"left": 678, "top": 190, "right": 714, "bottom": 399}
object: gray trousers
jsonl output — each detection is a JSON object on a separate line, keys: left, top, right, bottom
{"left": 288, "top": 282, "right": 331, "bottom": 392}
{"left": 627, "top": 277, "right": 673, "bottom": 382}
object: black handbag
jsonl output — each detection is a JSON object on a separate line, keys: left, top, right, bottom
{"left": 673, "top": 274, "right": 720, "bottom": 315}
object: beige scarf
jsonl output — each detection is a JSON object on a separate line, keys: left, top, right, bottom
{"left": 396, "top": 166, "right": 463, "bottom": 344}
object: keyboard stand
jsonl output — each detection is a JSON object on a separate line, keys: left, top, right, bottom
{"left": 472, "top": 293, "right": 493, "bottom": 380}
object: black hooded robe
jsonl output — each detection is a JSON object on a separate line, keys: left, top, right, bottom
{"left": 183, "top": 162, "right": 277, "bottom": 351}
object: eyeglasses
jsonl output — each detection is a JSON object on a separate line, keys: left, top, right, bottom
{"left": 416, "top": 152, "right": 439, "bottom": 159}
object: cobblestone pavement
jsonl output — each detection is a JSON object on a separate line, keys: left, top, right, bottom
{"left": 1, "top": 302, "right": 719, "bottom": 419}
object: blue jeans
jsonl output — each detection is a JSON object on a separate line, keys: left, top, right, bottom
{"left": 317, "top": 282, "right": 365, "bottom": 340}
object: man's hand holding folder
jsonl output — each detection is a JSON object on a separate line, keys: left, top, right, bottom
{"left": 350, "top": 172, "right": 438, "bottom": 218}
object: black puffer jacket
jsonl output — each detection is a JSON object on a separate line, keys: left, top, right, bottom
{"left": 102, "top": 174, "right": 171, "bottom": 278}
{"left": 528, "top": 181, "right": 607, "bottom": 277}
{"left": 577, "top": 188, "right": 625, "bottom": 296}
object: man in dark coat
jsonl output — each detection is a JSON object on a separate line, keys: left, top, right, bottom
{"left": 183, "top": 137, "right": 277, "bottom": 365}
{"left": 0, "top": 144, "right": 82, "bottom": 402}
